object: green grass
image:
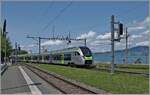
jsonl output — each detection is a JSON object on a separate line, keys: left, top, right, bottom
{"left": 96, "top": 63, "right": 149, "bottom": 74}
{"left": 30, "top": 64, "right": 149, "bottom": 94}
{"left": 115, "top": 68, "right": 149, "bottom": 74}
{"left": 96, "top": 63, "right": 149, "bottom": 69}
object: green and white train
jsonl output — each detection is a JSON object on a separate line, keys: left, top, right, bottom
{"left": 13, "top": 46, "right": 93, "bottom": 66}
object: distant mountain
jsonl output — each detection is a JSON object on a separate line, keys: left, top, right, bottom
{"left": 94, "top": 46, "right": 149, "bottom": 55}
{"left": 129, "top": 46, "right": 149, "bottom": 52}
{"left": 127, "top": 46, "right": 149, "bottom": 56}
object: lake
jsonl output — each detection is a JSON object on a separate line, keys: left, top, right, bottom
{"left": 93, "top": 52, "right": 149, "bottom": 64}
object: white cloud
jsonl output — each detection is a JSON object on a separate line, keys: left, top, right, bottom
{"left": 120, "top": 16, "right": 149, "bottom": 50}
{"left": 140, "top": 16, "right": 150, "bottom": 26}
{"left": 128, "top": 16, "right": 150, "bottom": 33}
{"left": 90, "top": 40, "right": 110, "bottom": 46}
{"left": 41, "top": 40, "right": 63, "bottom": 46}
{"left": 77, "top": 31, "right": 96, "bottom": 39}
{"left": 130, "top": 35, "right": 142, "bottom": 39}
{"left": 136, "top": 41, "right": 149, "bottom": 46}
{"left": 141, "top": 30, "right": 149, "bottom": 35}
{"left": 96, "top": 32, "right": 111, "bottom": 40}
{"left": 20, "top": 44, "right": 36, "bottom": 49}
{"left": 96, "top": 32, "right": 120, "bottom": 40}
{"left": 128, "top": 26, "right": 145, "bottom": 32}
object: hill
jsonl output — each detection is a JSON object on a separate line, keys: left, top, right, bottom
{"left": 94, "top": 46, "right": 149, "bottom": 56}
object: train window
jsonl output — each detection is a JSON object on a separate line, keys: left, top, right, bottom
{"left": 75, "top": 52, "right": 80, "bottom": 56}
{"left": 44, "top": 55, "right": 49, "bottom": 60}
{"left": 77, "top": 52, "right": 80, "bottom": 55}
{"left": 39, "top": 55, "right": 42, "bottom": 60}
{"left": 80, "top": 47, "right": 92, "bottom": 56}
{"left": 64, "top": 54, "right": 71, "bottom": 60}
{"left": 33, "top": 56, "right": 37, "bottom": 60}
{"left": 28, "top": 56, "right": 31, "bottom": 60}
{"left": 53, "top": 54, "right": 61, "bottom": 60}
{"left": 74, "top": 52, "right": 76, "bottom": 56}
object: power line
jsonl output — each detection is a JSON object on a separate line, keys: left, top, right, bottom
{"left": 36, "top": 2, "right": 54, "bottom": 25}
{"left": 41, "top": 2, "right": 73, "bottom": 33}
{"left": 41, "top": 1, "right": 54, "bottom": 17}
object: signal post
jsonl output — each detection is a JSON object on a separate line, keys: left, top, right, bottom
{"left": 111, "top": 15, "right": 123, "bottom": 74}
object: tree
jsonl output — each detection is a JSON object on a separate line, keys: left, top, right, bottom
{"left": 0, "top": 26, "right": 12, "bottom": 63}
{"left": 11, "top": 49, "right": 28, "bottom": 55}
{"left": 18, "top": 50, "right": 28, "bottom": 54}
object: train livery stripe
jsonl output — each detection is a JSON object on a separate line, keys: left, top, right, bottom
{"left": 84, "top": 56, "right": 92, "bottom": 60}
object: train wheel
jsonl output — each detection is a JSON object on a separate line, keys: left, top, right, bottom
{"left": 70, "top": 62, "right": 75, "bottom": 67}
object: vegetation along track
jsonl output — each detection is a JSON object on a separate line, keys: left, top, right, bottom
{"left": 26, "top": 62, "right": 149, "bottom": 77}
{"left": 92, "top": 68, "right": 149, "bottom": 77}
{"left": 56, "top": 63, "right": 149, "bottom": 77}
{"left": 24, "top": 64, "right": 103, "bottom": 94}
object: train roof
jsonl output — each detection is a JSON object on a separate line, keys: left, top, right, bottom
{"left": 14, "top": 46, "right": 90, "bottom": 57}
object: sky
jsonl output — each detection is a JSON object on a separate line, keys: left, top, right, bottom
{"left": 1, "top": 0, "right": 149, "bottom": 53}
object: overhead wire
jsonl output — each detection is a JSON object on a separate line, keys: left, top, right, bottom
{"left": 35, "top": 1, "right": 54, "bottom": 36}
{"left": 41, "top": 1, "right": 73, "bottom": 33}
{"left": 41, "top": 2, "right": 54, "bottom": 17}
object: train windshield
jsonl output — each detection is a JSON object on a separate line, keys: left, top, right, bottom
{"left": 80, "top": 47, "right": 92, "bottom": 56}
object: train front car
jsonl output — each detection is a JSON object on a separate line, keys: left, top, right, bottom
{"left": 79, "top": 46, "right": 93, "bottom": 66}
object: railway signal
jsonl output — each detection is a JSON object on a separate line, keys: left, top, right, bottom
{"left": 119, "top": 23, "right": 123, "bottom": 35}
{"left": 110, "top": 15, "right": 124, "bottom": 74}
{"left": 117, "top": 23, "right": 123, "bottom": 41}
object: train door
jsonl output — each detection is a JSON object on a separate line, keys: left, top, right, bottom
{"left": 73, "top": 51, "right": 82, "bottom": 64}
{"left": 49, "top": 54, "right": 53, "bottom": 63}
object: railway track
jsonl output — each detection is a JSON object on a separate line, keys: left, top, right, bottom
{"left": 24, "top": 63, "right": 106, "bottom": 94}
{"left": 25, "top": 62, "right": 149, "bottom": 77}
{"left": 91, "top": 68, "right": 149, "bottom": 77}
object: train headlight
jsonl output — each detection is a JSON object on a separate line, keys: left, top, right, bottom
{"left": 84, "top": 56, "right": 92, "bottom": 60}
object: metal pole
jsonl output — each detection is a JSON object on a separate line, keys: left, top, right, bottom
{"left": 38, "top": 37, "right": 41, "bottom": 62}
{"left": 15, "top": 42, "right": 18, "bottom": 63}
{"left": 4, "top": 32, "right": 7, "bottom": 63}
{"left": 52, "top": 25, "right": 55, "bottom": 38}
{"left": 125, "top": 27, "right": 128, "bottom": 64}
{"left": 39, "top": 37, "right": 41, "bottom": 54}
{"left": 111, "top": 15, "right": 115, "bottom": 74}
{"left": 84, "top": 39, "right": 86, "bottom": 46}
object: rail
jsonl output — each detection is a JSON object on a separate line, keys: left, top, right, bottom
{"left": 24, "top": 63, "right": 107, "bottom": 94}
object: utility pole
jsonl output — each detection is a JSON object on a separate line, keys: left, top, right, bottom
{"left": 18, "top": 44, "right": 21, "bottom": 51}
{"left": 84, "top": 39, "right": 86, "bottom": 47}
{"left": 67, "top": 31, "right": 71, "bottom": 45}
{"left": 15, "top": 42, "right": 18, "bottom": 63}
{"left": 52, "top": 25, "right": 55, "bottom": 38}
{"left": 38, "top": 37, "right": 41, "bottom": 55}
{"left": 27, "top": 36, "right": 41, "bottom": 62}
{"left": 125, "top": 27, "right": 129, "bottom": 64}
{"left": 27, "top": 36, "right": 41, "bottom": 55}
{"left": 111, "top": 15, "right": 115, "bottom": 74}
{"left": 110, "top": 15, "right": 124, "bottom": 74}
